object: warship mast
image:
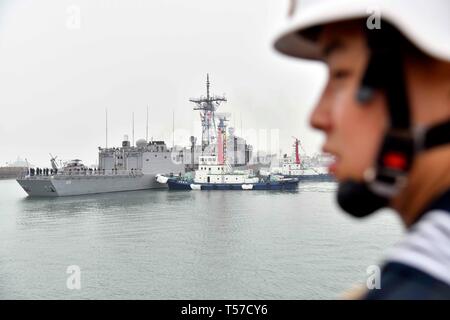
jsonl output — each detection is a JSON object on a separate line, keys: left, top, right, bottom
{"left": 189, "top": 74, "right": 227, "bottom": 152}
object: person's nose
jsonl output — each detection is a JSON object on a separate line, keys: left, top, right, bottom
{"left": 309, "top": 89, "right": 333, "bottom": 133}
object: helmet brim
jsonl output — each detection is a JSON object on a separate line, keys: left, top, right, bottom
{"left": 273, "top": 0, "right": 450, "bottom": 62}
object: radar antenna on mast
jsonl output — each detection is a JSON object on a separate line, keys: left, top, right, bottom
{"left": 189, "top": 74, "right": 227, "bottom": 151}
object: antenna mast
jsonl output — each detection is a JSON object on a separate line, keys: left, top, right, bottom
{"left": 146, "top": 106, "right": 149, "bottom": 142}
{"left": 240, "top": 112, "right": 243, "bottom": 137}
{"left": 189, "top": 74, "right": 227, "bottom": 151}
{"left": 172, "top": 109, "right": 175, "bottom": 148}
{"left": 105, "top": 108, "right": 108, "bottom": 148}
{"left": 132, "top": 112, "right": 135, "bottom": 147}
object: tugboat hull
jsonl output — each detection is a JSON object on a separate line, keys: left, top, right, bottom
{"left": 166, "top": 178, "right": 299, "bottom": 191}
{"left": 291, "top": 174, "right": 335, "bottom": 182}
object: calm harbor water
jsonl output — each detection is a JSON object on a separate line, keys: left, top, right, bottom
{"left": 0, "top": 179, "right": 402, "bottom": 299}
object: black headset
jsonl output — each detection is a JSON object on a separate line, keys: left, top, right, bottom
{"left": 337, "top": 22, "right": 450, "bottom": 218}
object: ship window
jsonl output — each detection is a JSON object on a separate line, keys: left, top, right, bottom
{"left": 164, "top": 156, "right": 167, "bottom": 159}
{"left": 146, "top": 159, "right": 149, "bottom": 161}
{"left": 155, "top": 155, "right": 157, "bottom": 157}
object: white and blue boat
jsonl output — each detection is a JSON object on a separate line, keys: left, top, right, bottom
{"left": 156, "top": 155, "right": 299, "bottom": 191}
{"left": 267, "top": 137, "right": 335, "bottom": 182}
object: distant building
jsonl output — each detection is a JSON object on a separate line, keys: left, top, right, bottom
{"left": 7, "top": 157, "right": 30, "bottom": 168}
{"left": 0, "top": 157, "right": 29, "bottom": 179}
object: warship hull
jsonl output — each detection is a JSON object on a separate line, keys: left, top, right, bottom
{"left": 17, "top": 174, "right": 165, "bottom": 197}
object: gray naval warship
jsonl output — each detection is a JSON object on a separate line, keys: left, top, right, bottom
{"left": 17, "top": 137, "right": 185, "bottom": 197}
{"left": 17, "top": 75, "right": 255, "bottom": 197}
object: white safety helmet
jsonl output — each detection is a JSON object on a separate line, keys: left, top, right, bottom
{"left": 274, "top": 0, "right": 450, "bottom": 62}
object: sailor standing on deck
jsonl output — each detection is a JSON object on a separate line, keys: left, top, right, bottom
{"left": 273, "top": 0, "right": 450, "bottom": 299}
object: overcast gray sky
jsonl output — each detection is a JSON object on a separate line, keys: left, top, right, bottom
{"left": 0, "top": 0, "right": 327, "bottom": 167}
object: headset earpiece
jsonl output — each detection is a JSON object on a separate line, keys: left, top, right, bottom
{"left": 357, "top": 86, "right": 375, "bottom": 104}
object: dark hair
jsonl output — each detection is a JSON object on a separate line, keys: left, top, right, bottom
{"left": 298, "top": 19, "right": 434, "bottom": 65}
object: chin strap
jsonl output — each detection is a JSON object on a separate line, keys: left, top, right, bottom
{"left": 337, "top": 120, "right": 450, "bottom": 218}
{"left": 337, "top": 23, "right": 450, "bottom": 218}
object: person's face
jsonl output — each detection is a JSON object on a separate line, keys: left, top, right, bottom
{"left": 309, "top": 22, "right": 388, "bottom": 182}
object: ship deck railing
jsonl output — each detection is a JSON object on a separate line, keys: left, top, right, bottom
{"left": 19, "top": 169, "right": 144, "bottom": 179}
